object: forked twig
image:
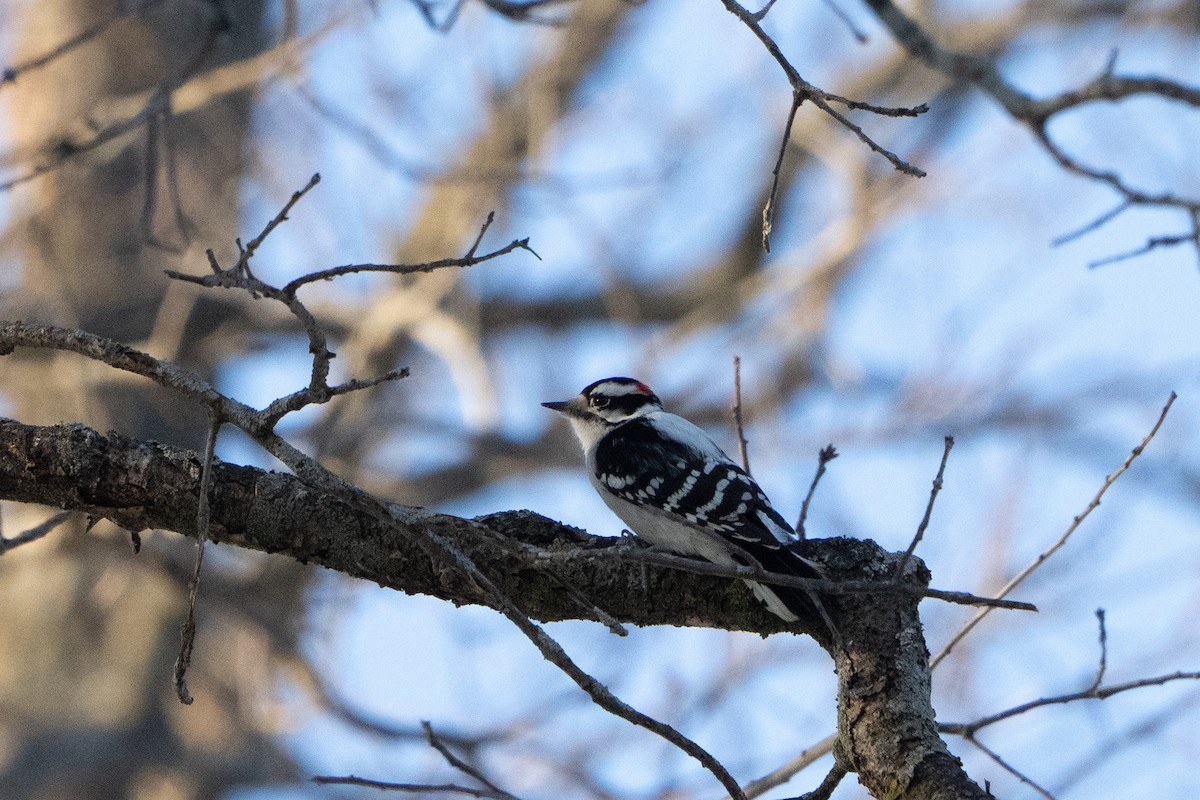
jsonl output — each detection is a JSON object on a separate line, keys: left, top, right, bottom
{"left": 864, "top": 0, "right": 1200, "bottom": 262}
{"left": 720, "top": 0, "right": 926, "bottom": 252}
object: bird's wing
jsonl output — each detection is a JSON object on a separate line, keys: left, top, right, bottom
{"left": 594, "top": 417, "right": 802, "bottom": 551}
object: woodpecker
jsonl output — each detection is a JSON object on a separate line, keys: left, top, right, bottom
{"left": 543, "top": 377, "right": 827, "bottom": 629}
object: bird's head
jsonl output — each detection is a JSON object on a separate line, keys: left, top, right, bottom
{"left": 543, "top": 377, "right": 663, "bottom": 443}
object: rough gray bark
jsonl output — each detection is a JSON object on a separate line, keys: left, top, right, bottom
{"left": 0, "top": 417, "right": 989, "bottom": 799}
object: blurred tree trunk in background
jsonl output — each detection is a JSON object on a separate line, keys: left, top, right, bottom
{"left": 0, "top": 3, "right": 301, "bottom": 798}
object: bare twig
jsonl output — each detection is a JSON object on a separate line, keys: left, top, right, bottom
{"left": 762, "top": 94, "right": 802, "bottom": 253}
{"left": 529, "top": 541, "right": 1036, "bottom": 611}
{"left": 786, "top": 762, "right": 846, "bottom": 800}
{"left": 476, "top": 516, "right": 630, "bottom": 634}
{"left": 942, "top": 603, "right": 1186, "bottom": 799}
{"left": 1051, "top": 200, "right": 1131, "bottom": 247}
{"left": 0, "top": 326, "right": 365, "bottom": 520}
{"left": 819, "top": 0, "right": 867, "bottom": 43}
{"left": 277, "top": 235, "right": 541, "bottom": 294}
{"left": 422, "top": 721, "right": 521, "bottom": 800}
{"left": 960, "top": 733, "right": 1056, "bottom": 800}
{"left": 895, "top": 436, "right": 954, "bottom": 579}
{"left": 173, "top": 413, "right": 220, "bottom": 705}
{"left": 0, "top": 3, "right": 161, "bottom": 87}
{"left": 796, "top": 445, "right": 838, "bottom": 538}
{"left": 259, "top": 368, "right": 412, "bottom": 428}
{"left": 312, "top": 774, "right": 508, "bottom": 798}
{"left": 165, "top": 184, "right": 531, "bottom": 412}
{"left": 943, "top": 670, "right": 1200, "bottom": 737}
{"left": 932, "top": 392, "right": 1177, "bottom": 669}
{"left": 737, "top": 733, "right": 837, "bottom": 800}
{"left": 820, "top": 93, "right": 927, "bottom": 116}
{"left": 805, "top": 94, "right": 926, "bottom": 176}
{"left": 1088, "top": 230, "right": 1200, "bottom": 269}
{"left": 1089, "top": 608, "right": 1108, "bottom": 692}
{"left": 917, "top": 586, "right": 1033, "bottom": 610}
{"left": 465, "top": 211, "right": 495, "bottom": 259}
{"left": 751, "top": 0, "right": 780, "bottom": 21}
{"left": 423, "top": 526, "right": 749, "bottom": 800}
{"left": 0, "top": 510, "right": 72, "bottom": 555}
{"left": 0, "top": 322, "right": 258, "bottom": 421}
{"left": 241, "top": 172, "right": 322, "bottom": 271}
{"left": 543, "top": 572, "right": 627, "bottom": 635}
{"left": 162, "top": 176, "right": 414, "bottom": 414}
{"left": 732, "top": 356, "right": 751, "bottom": 472}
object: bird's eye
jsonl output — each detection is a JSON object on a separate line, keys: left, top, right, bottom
{"left": 591, "top": 395, "right": 611, "bottom": 409}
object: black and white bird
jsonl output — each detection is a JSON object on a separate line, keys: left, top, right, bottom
{"left": 543, "top": 377, "right": 828, "bottom": 629}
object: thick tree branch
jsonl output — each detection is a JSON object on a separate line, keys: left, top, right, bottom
{"left": 0, "top": 417, "right": 995, "bottom": 799}
{"left": 0, "top": 417, "right": 824, "bottom": 631}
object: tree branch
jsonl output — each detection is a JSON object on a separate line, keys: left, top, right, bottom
{"left": 0, "top": 417, "right": 995, "bottom": 799}
{"left": 863, "top": 0, "right": 1200, "bottom": 261}
{"left": 0, "top": 417, "right": 802, "bottom": 630}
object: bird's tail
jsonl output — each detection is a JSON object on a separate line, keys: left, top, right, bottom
{"left": 746, "top": 544, "right": 836, "bottom": 638}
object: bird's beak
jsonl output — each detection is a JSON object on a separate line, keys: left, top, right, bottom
{"left": 541, "top": 400, "right": 570, "bottom": 413}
